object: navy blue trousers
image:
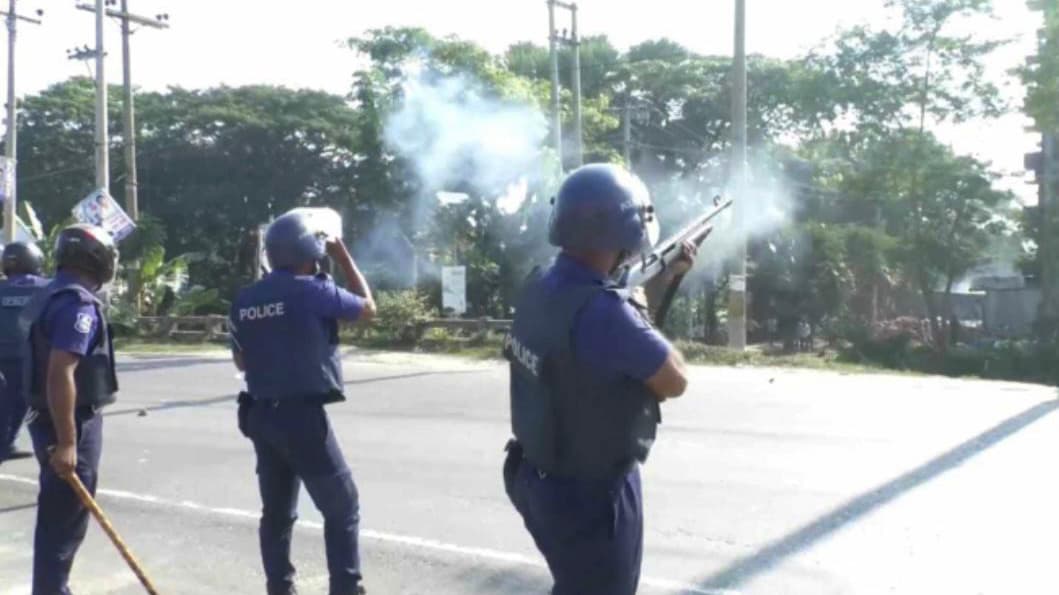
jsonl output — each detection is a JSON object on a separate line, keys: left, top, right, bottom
{"left": 0, "top": 360, "right": 28, "bottom": 454}
{"left": 27, "top": 409, "right": 103, "bottom": 595}
{"left": 241, "top": 399, "right": 362, "bottom": 595}
{"left": 504, "top": 447, "right": 644, "bottom": 595}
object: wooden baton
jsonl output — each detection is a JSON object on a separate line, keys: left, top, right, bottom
{"left": 63, "top": 473, "right": 161, "bottom": 595}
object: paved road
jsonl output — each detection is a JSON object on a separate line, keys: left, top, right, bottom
{"left": 1, "top": 350, "right": 1057, "bottom": 595}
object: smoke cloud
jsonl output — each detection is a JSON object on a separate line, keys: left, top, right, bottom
{"left": 384, "top": 63, "right": 549, "bottom": 200}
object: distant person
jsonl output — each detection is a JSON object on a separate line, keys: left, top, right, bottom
{"left": 502, "top": 164, "right": 695, "bottom": 595}
{"left": 797, "top": 319, "right": 811, "bottom": 352}
{"left": 229, "top": 209, "right": 376, "bottom": 595}
{"left": 0, "top": 241, "right": 48, "bottom": 462}
{"left": 21, "top": 225, "right": 119, "bottom": 594}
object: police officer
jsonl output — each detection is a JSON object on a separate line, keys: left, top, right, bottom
{"left": 20, "top": 224, "right": 119, "bottom": 595}
{"left": 229, "top": 210, "right": 376, "bottom": 595}
{"left": 0, "top": 241, "right": 49, "bottom": 461}
{"left": 503, "top": 163, "right": 694, "bottom": 595}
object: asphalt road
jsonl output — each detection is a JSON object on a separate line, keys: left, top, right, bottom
{"left": 1, "top": 350, "right": 1057, "bottom": 595}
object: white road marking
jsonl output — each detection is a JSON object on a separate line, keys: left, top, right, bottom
{"left": 0, "top": 473, "right": 738, "bottom": 595}
{"left": 1, "top": 570, "right": 140, "bottom": 595}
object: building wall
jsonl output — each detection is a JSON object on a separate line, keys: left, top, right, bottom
{"left": 984, "top": 289, "right": 1043, "bottom": 338}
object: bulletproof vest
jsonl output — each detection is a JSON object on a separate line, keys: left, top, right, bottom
{"left": 0, "top": 277, "right": 48, "bottom": 361}
{"left": 233, "top": 272, "right": 344, "bottom": 402}
{"left": 505, "top": 268, "right": 661, "bottom": 480}
{"left": 22, "top": 281, "right": 118, "bottom": 411}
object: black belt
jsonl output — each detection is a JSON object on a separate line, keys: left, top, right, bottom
{"left": 26, "top": 404, "right": 100, "bottom": 425}
{"left": 239, "top": 391, "right": 336, "bottom": 407}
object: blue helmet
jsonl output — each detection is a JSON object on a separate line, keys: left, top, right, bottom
{"left": 265, "top": 211, "right": 327, "bottom": 270}
{"left": 548, "top": 163, "right": 658, "bottom": 253}
{"left": 2, "top": 241, "right": 44, "bottom": 276}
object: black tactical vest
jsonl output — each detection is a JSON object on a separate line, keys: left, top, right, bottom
{"left": 231, "top": 272, "right": 344, "bottom": 403}
{"left": 22, "top": 281, "right": 118, "bottom": 410}
{"left": 505, "top": 268, "right": 661, "bottom": 480}
{"left": 0, "top": 277, "right": 48, "bottom": 361}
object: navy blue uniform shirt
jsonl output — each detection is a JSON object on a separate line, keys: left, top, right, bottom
{"left": 39, "top": 272, "right": 101, "bottom": 357}
{"left": 541, "top": 253, "right": 670, "bottom": 383}
{"left": 229, "top": 270, "right": 366, "bottom": 354}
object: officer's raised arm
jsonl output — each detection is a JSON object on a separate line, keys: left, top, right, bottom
{"left": 325, "top": 238, "right": 376, "bottom": 322}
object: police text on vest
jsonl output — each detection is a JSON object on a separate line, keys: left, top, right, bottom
{"left": 240, "top": 302, "right": 286, "bottom": 321}
{"left": 2, "top": 295, "right": 31, "bottom": 307}
{"left": 505, "top": 335, "right": 541, "bottom": 377}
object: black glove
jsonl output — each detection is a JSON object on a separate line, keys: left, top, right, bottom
{"left": 502, "top": 439, "right": 523, "bottom": 507}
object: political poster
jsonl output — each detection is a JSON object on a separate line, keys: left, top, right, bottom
{"left": 71, "top": 189, "right": 137, "bottom": 242}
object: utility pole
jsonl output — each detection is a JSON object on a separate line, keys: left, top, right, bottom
{"left": 1043, "top": 132, "right": 1057, "bottom": 326}
{"left": 727, "top": 0, "right": 748, "bottom": 351}
{"left": 0, "top": 0, "right": 41, "bottom": 244}
{"left": 552, "top": 1, "right": 583, "bottom": 167}
{"left": 568, "top": 3, "right": 582, "bottom": 167}
{"left": 547, "top": 0, "right": 562, "bottom": 173}
{"left": 77, "top": 1, "right": 168, "bottom": 220}
{"left": 623, "top": 100, "right": 632, "bottom": 166}
{"left": 93, "top": 0, "right": 108, "bottom": 193}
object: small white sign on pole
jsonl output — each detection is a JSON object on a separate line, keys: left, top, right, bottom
{"left": 0, "top": 158, "right": 14, "bottom": 205}
{"left": 730, "top": 274, "right": 747, "bottom": 292}
{"left": 71, "top": 189, "right": 136, "bottom": 242}
{"left": 441, "top": 266, "right": 467, "bottom": 316}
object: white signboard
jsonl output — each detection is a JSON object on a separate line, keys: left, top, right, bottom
{"left": 730, "top": 274, "right": 746, "bottom": 292}
{"left": 441, "top": 266, "right": 467, "bottom": 315}
{"left": 0, "top": 157, "right": 13, "bottom": 205}
{"left": 71, "top": 189, "right": 136, "bottom": 242}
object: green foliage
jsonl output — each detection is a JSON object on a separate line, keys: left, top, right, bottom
{"left": 841, "top": 327, "right": 1059, "bottom": 385}
{"left": 12, "top": 19, "right": 1034, "bottom": 380}
{"left": 1018, "top": 1, "right": 1059, "bottom": 131}
{"left": 350, "top": 290, "right": 437, "bottom": 346}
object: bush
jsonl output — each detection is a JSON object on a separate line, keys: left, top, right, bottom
{"left": 345, "top": 290, "right": 436, "bottom": 347}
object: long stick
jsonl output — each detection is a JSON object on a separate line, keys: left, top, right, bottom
{"left": 64, "top": 473, "right": 161, "bottom": 595}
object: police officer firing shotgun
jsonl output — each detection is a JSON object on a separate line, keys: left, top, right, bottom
{"left": 229, "top": 209, "right": 376, "bottom": 595}
{"left": 503, "top": 163, "right": 696, "bottom": 595}
{"left": 20, "top": 224, "right": 120, "bottom": 595}
{"left": 0, "top": 241, "right": 48, "bottom": 462}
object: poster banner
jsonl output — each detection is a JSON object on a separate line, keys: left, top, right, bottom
{"left": 71, "top": 189, "right": 136, "bottom": 242}
{"left": 441, "top": 266, "right": 467, "bottom": 315}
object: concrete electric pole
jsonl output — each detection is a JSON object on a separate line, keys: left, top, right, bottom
{"left": 547, "top": 0, "right": 562, "bottom": 173}
{"left": 0, "top": 0, "right": 41, "bottom": 244}
{"left": 552, "top": 1, "right": 583, "bottom": 168}
{"left": 77, "top": 1, "right": 168, "bottom": 221}
{"left": 727, "top": 0, "right": 748, "bottom": 351}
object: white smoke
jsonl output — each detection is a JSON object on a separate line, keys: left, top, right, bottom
{"left": 383, "top": 62, "right": 549, "bottom": 199}
{"left": 645, "top": 150, "right": 797, "bottom": 279}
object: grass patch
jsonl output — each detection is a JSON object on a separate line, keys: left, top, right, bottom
{"left": 675, "top": 341, "right": 893, "bottom": 374}
{"left": 348, "top": 332, "right": 505, "bottom": 361}
{"left": 115, "top": 339, "right": 229, "bottom": 355}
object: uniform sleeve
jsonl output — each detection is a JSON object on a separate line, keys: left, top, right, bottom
{"left": 574, "top": 293, "right": 671, "bottom": 381}
{"left": 304, "top": 278, "right": 365, "bottom": 322}
{"left": 47, "top": 300, "right": 100, "bottom": 357}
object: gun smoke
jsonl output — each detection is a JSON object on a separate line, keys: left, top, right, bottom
{"left": 361, "top": 58, "right": 799, "bottom": 298}
{"left": 357, "top": 60, "right": 553, "bottom": 287}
